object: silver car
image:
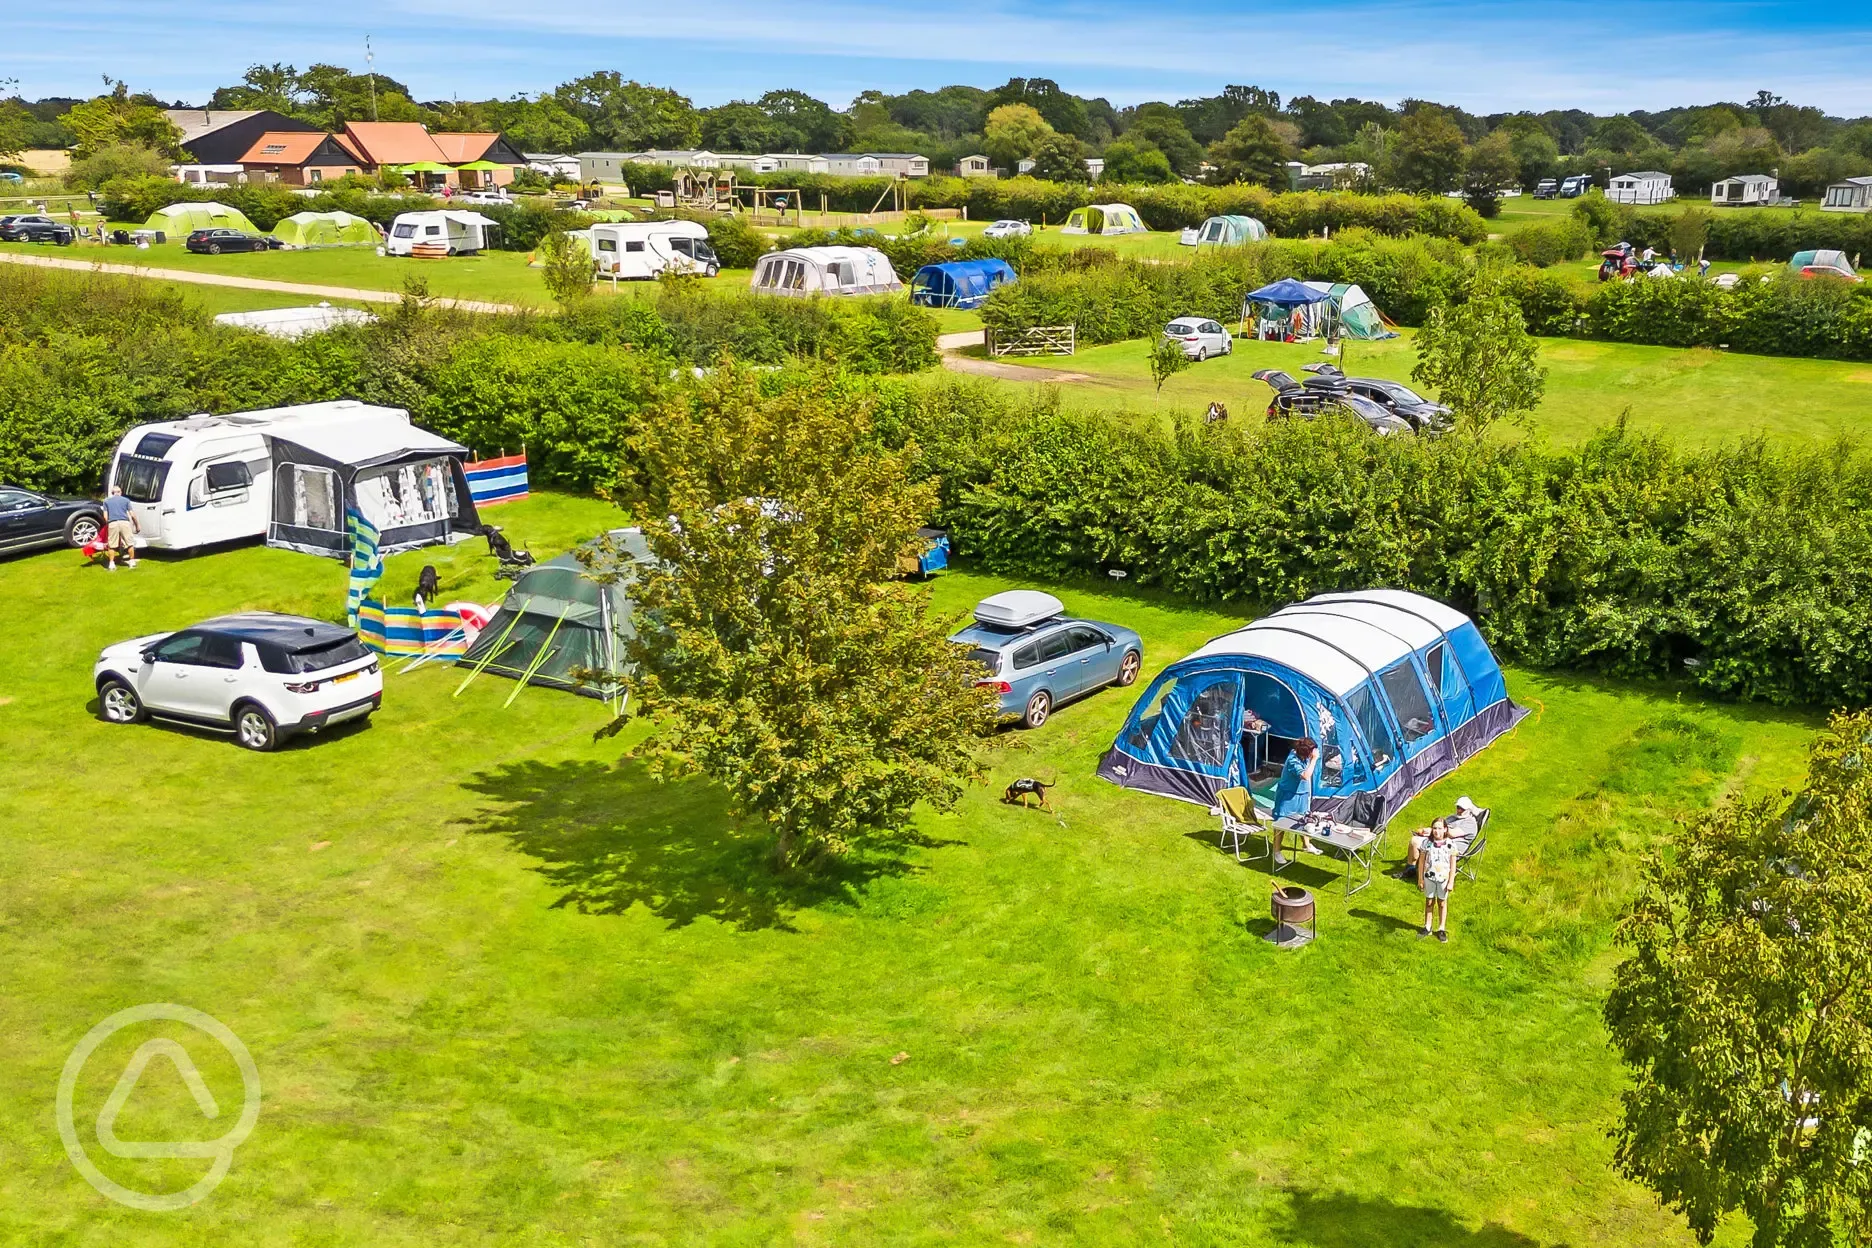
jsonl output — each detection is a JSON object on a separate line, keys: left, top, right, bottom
{"left": 981, "top": 220, "right": 1032, "bottom": 238}
{"left": 1164, "top": 318, "right": 1233, "bottom": 361}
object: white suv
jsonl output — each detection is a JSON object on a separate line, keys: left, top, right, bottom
{"left": 93, "top": 613, "right": 382, "bottom": 751}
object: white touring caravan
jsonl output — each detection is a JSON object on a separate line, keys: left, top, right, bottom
{"left": 107, "top": 401, "right": 479, "bottom": 555}
{"left": 586, "top": 220, "right": 721, "bottom": 278}
{"left": 384, "top": 210, "right": 497, "bottom": 256}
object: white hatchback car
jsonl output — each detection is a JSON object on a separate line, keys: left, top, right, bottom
{"left": 981, "top": 219, "right": 1032, "bottom": 238}
{"left": 1164, "top": 317, "right": 1234, "bottom": 360}
{"left": 94, "top": 613, "right": 382, "bottom": 751}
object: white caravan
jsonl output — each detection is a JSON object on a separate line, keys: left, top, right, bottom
{"left": 107, "top": 401, "right": 411, "bottom": 552}
{"left": 586, "top": 221, "right": 722, "bottom": 278}
{"left": 384, "top": 210, "right": 497, "bottom": 256}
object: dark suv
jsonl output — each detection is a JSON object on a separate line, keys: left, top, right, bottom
{"left": 185, "top": 228, "right": 279, "bottom": 255}
{"left": 0, "top": 214, "right": 76, "bottom": 244}
{"left": 1252, "top": 369, "right": 1413, "bottom": 436}
{"left": 1301, "top": 364, "right": 1453, "bottom": 434}
{"left": 0, "top": 485, "right": 104, "bottom": 554}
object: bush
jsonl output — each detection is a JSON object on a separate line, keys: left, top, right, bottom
{"left": 1571, "top": 191, "right": 1634, "bottom": 248}
{"left": 1588, "top": 273, "right": 1872, "bottom": 358}
{"left": 702, "top": 213, "right": 771, "bottom": 269}
{"left": 890, "top": 379, "right": 1872, "bottom": 708}
{"left": 96, "top": 174, "right": 439, "bottom": 229}
{"left": 62, "top": 144, "right": 171, "bottom": 191}
{"left": 479, "top": 202, "right": 591, "bottom": 252}
{"left": 1624, "top": 209, "right": 1872, "bottom": 263}
{"left": 1508, "top": 217, "right": 1595, "bottom": 267}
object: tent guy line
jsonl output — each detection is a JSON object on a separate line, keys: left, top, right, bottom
{"left": 0, "top": 253, "right": 523, "bottom": 314}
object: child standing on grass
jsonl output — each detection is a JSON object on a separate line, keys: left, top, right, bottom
{"left": 1420, "top": 822, "right": 1456, "bottom": 942}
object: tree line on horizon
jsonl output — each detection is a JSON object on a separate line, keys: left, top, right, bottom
{"left": 6, "top": 70, "right": 1872, "bottom": 206}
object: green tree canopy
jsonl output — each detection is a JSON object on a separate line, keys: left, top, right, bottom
{"left": 1124, "top": 103, "right": 1203, "bottom": 175}
{"left": 1387, "top": 105, "right": 1467, "bottom": 194}
{"left": 1461, "top": 130, "right": 1520, "bottom": 217}
{"left": 983, "top": 103, "right": 1053, "bottom": 170}
{"left": 1605, "top": 710, "right": 1872, "bottom": 1248}
{"left": 1097, "top": 138, "right": 1174, "bottom": 185}
{"left": 607, "top": 368, "right": 1000, "bottom": 867}
{"left": 554, "top": 73, "right": 698, "bottom": 151}
{"left": 1207, "top": 114, "right": 1293, "bottom": 188}
{"left": 1410, "top": 284, "right": 1545, "bottom": 431}
{"left": 59, "top": 81, "right": 182, "bottom": 160}
{"left": 1027, "top": 131, "right": 1088, "bottom": 182}
{"left": 755, "top": 89, "right": 850, "bottom": 152}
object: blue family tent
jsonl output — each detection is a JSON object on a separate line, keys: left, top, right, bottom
{"left": 1244, "top": 277, "right": 1331, "bottom": 309}
{"left": 1097, "top": 590, "right": 1526, "bottom": 820}
{"left": 909, "top": 258, "right": 1017, "bottom": 309}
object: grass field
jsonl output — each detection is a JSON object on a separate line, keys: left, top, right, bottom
{"left": 0, "top": 492, "right": 1811, "bottom": 1245}
{"left": 975, "top": 329, "right": 1872, "bottom": 446}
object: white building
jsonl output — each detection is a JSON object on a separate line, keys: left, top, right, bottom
{"left": 1711, "top": 173, "right": 1777, "bottom": 206}
{"left": 1608, "top": 171, "right": 1674, "bottom": 205}
{"left": 1821, "top": 176, "right": 1872, "bottom": 213}
{"left": 955, "top": 154, "right": 993, "bottom": 177}
{"left": 757, "top": 153, "right": 831, "bottom": 174}
{"left": 525, "top": 153, "right": 581, "bottom": 180}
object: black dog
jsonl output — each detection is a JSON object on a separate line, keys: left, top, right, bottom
{"left": 415, "top": 564, "right": 440, "bottom": 612}
{"left": 1002, "top": 778, "right": 1055, "bottom": 812}
{"left": 482, "top": 525, "right": 535, "bottom": 578}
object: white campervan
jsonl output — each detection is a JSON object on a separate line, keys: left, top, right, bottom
{"left": 384, "top": 210, "right": 497, "bottom": 256}
{"left": 107, "top": 401, "right": 406, "bottom": 552}
{"left": 586, "top": 220, "right": 721, "bottom": 279}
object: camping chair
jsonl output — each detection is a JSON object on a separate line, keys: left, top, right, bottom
{"left": 1457, "top": 807, "right": 1491, "bottom": 882}
{"left": 1215, "top": 786, "right": 1271, "bottom": 864}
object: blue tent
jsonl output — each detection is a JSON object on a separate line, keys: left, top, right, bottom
{"left": 1245, "top": 277, "right": 1331, "bottom": 308}
{"left": 1098, "top": 590, "right": 1526, "bottom": 819}
{"left": 910, "top": 258, "right": 1017, "bottom": 310}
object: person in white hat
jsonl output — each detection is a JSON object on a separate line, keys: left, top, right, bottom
{"left": 1446, "top": 796, "right": 1482, "bottom": 849}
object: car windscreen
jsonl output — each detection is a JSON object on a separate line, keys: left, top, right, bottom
{"left": 263, "top": 635, "right": 372, "bottom": 674}
{"left": 114, "top": 455, "right": 170, "bottom": 502}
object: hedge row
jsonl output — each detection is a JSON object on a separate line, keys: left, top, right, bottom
{"left": 1623, "top": 208, "right": 1872, "bottom": 264}
{"left": 0, "top": 266, "right": 938, "bottom": 493}
{"left": 98, "top": 175, "right": 438, "bottom": 231}
{"left": 616, "top": 163, "right": 1488, "bottom": 242}
{"left": 978, "top": 236, "right": 1872, "bottom": 358}
{"left": 879, "top": 378, "right": 1872, "bottom": 708}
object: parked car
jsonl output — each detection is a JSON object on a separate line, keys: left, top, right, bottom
{"left": 1302, "top": 364, "right": 1453, "bottom": 434}
{"left": 184, "top": 228, "right": 281, "bottom": 255}
{"left": 93, "top": 613, "right": 382, "bottom": 751}
{"left": 950, "top": 591, "right": 1144, "bottom": 729}
{"left": 1252, "top": 369, "right": 1413, "bottom": 435}
{"left": 1533, "top": 178, "right": 1558, "bottom": 199}
{"left": 456, "top": 190, "right": 512, "bottom": 206}
{"left": 1163, "top": 317, "right": 1233, "bottom": 361}
{"left": 0, "top": 485, "right": 104, "bottom": 555}
{"left": 0, "top": 214, "right": 75, "bottom": 244}
{"left": 981, "top": 219, "right": 1032, "bottom": 239}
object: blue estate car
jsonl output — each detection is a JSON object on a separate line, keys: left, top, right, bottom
{"left": 951, "top": 591, "right": 1144, "bottom": 729}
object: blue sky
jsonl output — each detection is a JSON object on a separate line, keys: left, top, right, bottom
{"left": 9, "top": 0, "right": 1872, "bottom": 113}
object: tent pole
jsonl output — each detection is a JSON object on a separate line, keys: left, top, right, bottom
{"left": 454, "top": 610, "right": 523, "bottom": 697}
{"left": 503, "top": 609, "right": 568, "bottom": 708}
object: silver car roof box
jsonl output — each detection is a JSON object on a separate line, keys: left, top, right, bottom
{"left": 974, "top": 590, "right": 1065, "bottom": 630}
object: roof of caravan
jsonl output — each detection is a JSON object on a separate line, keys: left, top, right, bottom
{"left": 1184, "top": 589, "right": 1474, "bottom": 695}
{"left": 136, "top": 401, "right": 411, "bottom": 439}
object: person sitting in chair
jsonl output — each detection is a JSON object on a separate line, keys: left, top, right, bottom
{"left": 1445, "top": 796, "right": 1482, "bottom": 849}
{"left": 1269, "top": 737, "right": 1323, "bottom": 868}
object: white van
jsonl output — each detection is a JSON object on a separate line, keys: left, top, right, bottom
{"left": 384, "top": 210, "right": 497, "bottom": 256}
{"left": 586, "top": 220, "right": 721, "bottom": 279}
{"left": 107, "top": 401, "right": 406, "bottom": 552}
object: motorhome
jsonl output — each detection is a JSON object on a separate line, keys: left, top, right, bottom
{"left": 1559, "top": 174, "right": 1593, "bottom": 198}
{"left": 106, "top": 401, "right": 479, "bottom": 555}
{"left": 586, "top": 220, "right": 721, "bottom": 279}
{"left": 384, "top": 210, "right": 497, "bottom": 256}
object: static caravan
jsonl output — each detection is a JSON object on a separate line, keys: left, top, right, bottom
{"left": 106, "top": 401, "right": 479, "bottom": 556}
{"left": 1822, "top": 176, "right": 1872, "bottom": 213}
{"left": 1607, "top": 171, "right": 1673, "bottom": 205}
{"left": 586, "top": 220, "right": 721, "bottom": 278}
{"left": 384, "top": 210, "right": 498, "bottom": 256}
{"left": 750, "top": 246, "right": 903, "bottom": 297}
{"left": 1712, "top": 174, "right": 1777, "bottom": 206}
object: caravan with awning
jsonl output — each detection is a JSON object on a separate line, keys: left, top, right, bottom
{"left": 384, "top": 210, "right": 498, "bottom": 256}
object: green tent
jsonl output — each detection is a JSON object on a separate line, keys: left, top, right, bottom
{"left": 144, "top": 201, "right": 258, "bottom": 235}
{"left": 456, "top": 530, "right": 651, "bottom": 706}
{"left": 272, "top": 211, "right": 378, "bottom": 248}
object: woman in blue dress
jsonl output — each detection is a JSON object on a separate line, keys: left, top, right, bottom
{"left": 1269, "top": 736, "right": 1319, "bottom": 867}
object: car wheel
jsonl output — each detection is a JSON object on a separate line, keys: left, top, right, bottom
{"left": 1117, "top": 651, "right": 1142, "bottom": 687}
{"left": 66, "top": 514, "right": 101, "bottom": 547}
{"left": 1224, "top": 339, "right": 1233, "bottom": 355}
{"left": 207, "top": 243, "right": 221, "bottom": 254}
{"left": 1195, "top": 347, "right": 1207, "bottom": 362}
{"left": 705, "top": 263, "right": 719, "bottom": 277}
{"left": 234, "top": 703, "right": 279, "bottom": 752}
{"left": 1022, "top": 691, "right": 1052, "bottom": 730}
{"left": 98, "top": 678, "right": 145, "bottom": 724}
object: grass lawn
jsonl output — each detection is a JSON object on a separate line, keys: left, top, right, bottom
{"left": 982, "top": 329, "right": 1872, "bottom": 446}
{"left": 0, "top": 491, "right": 1812, "bottom": 1244}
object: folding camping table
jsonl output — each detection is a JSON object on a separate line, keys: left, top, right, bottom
{"left": 1273, "top": 816, "right": 1379, "bottom": 898}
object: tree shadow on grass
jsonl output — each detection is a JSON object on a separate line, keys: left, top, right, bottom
{"left": 1278, "top": 1188, "right": 1561, "bottom": 1248}
{"left": 459, "top": 758, "right": 949, "bottom": 932}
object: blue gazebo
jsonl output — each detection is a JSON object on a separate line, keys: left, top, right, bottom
{"left": 909, "top": 259, "right": 1017, "bottom": 310}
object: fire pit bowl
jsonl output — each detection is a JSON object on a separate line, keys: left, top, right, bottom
{"left": 1266, "top": 884, "right": 1317, "bottom": 948}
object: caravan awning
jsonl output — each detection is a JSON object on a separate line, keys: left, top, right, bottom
{"left": 1245, "top": 278, "right": 1331, "bottom": 307}
{"left": 268, "top": 416, "right": 467, "bottom": 471}
{"left": 440, "top": 210, "right": 499, "bottom": 227}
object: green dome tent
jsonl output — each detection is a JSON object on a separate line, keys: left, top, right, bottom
{"left": 143, "top": 201, "right": 258, "bottom": 235}
{"left": 273, "top": 211, "right": 378, "bottom": 248}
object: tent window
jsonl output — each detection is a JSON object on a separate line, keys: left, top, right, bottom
{"left": 1346, "top": 684, "right": 1396, "bottom": 769}
{"left": 1380, "top": 662, "right": 1437, "bottom": 744}
{"left": 1169, "top": 678, "right": 1236, "bottom": 768}
{"left": 1437, "top": 645, "right": 1474, "bottom": 724}
{"left": 1126, "top": 676, "right": 1179, "bottom": 750}
{"left": 785, "top": 261, "right": 805, "bottom": 290}
{"left": 281, "top": 465, "right": 339, "bottom": 531}
{"left": 356, "top": 461, "right": 449, "bottom": 531}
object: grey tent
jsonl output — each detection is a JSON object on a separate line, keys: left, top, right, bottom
{"left": 457, "top": 529, "right": 650, "bottom": 705}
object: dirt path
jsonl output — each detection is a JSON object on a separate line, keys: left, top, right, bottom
{"left": 0, "top": 251, "right": 523, "bottom": 314}
{"left": 939, "top": 354, "right": 1095, "bottom": 383}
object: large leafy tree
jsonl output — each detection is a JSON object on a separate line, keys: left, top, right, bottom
{"left": 700, "top": 101, "right": 795, "bottom": 154}
{"left": 59, "top": 81, "right": 181, "bottom": 159}
{"left": 1460, "top": 130, "right": 1520, "bottom": 217}
{"left": 1124, "top": 103, "right": 1202, "bottom": 175}
{"left": 207, "top": 62, "right": 306, "bottom": 114}
{"left": 1496, "top": 114, "right": 1560, "bottom": 188}
{"left": 983, "top": 77, "right": 1090, "bottom": 139}
{"left": 1605, "top": 711, "right": 1872, "bottom": 1248}
{"left": 983, "top": 103, "right": 1053, "bottom": 170}
{"left": 440, "top": 95, "right": 588, "bottom": 152}
{"left": 1098, "top": 139, "right": 1173, "bottom": 185}
{"left": 1176, "top": 84, "right": 1280, "bottom": 144}
{"left": 1387, "top": 104, "right": 1467, "bottom": 193}
{"left": 755, "top": 89, "right": 849, "bottom": 153}
{"left": 553, "top": 73, "right": 697, "bottom": 150}
{"left": 1027, "top": 131, "right": 1088, "bottom": 182}
{"left": 1411, "top": 285, "right": 1545, "bottom": 431}
{"left": 1207, "top": 114, "right": 1293, "bottom": 188}
{"left": 0, "top": 98, "right": 31, "bottom": 163}
{"left": 291, "top": 64, "right": 435, "bottom": 129}
{"left": 606, "top": 369, "right": 999, "bottom": 867}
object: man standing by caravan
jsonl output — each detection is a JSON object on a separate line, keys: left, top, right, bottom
{"left": 102, "top": 485, "right": 138, "bottom": 571}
